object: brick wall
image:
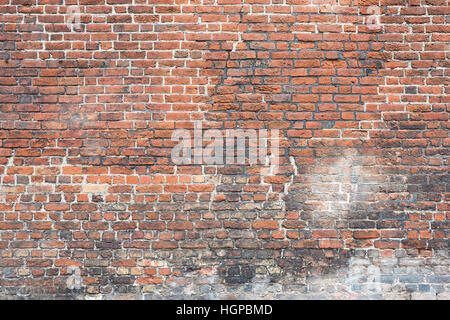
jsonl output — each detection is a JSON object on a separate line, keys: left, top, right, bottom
{"left": 0, "top": 0, "right": 448, "bottom": 299}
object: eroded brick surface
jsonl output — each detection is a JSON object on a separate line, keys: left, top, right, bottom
{"left": 0, "top": 0, "right": 448, "bottom": 299}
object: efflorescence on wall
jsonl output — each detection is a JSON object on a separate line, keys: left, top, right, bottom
{"left": 0, "top": 0, "right": 448, "bottom": 299}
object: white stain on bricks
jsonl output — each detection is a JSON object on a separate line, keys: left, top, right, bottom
{"left": 99, "top": 249, "right": 449, "bottom": 299}
{"left": 0, "top": 152, "right": 16, "bottom": 198}
{"left": 307, "top": 248, "right": 450, "bottom": 299}
{"left": 294, "top": 150, "right": 378, "bottom": 220}
{"left": 345, "top": 256, "right": 382, "bottom": 294}
{"left": 278, "top": 156, "right": 298, "bottom": 212}
{"left": 0, "top": 153, "right": 108, "bottom": 205}
{"left": 0, "top": 154, "right": 65, "bottom": 205}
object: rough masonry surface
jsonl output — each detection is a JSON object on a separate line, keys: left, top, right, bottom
{"left": 0, "top": 0, "right": 448, "bottom": 299}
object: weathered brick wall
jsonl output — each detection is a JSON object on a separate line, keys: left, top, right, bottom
{"left": 0, "top": 0, "right": 448, "bottom": 299}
